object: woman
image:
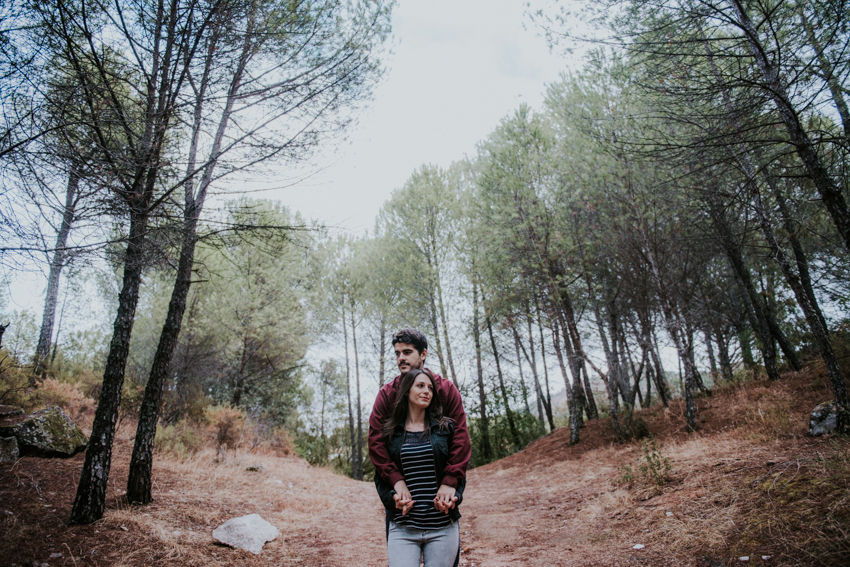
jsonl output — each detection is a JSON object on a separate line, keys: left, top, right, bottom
{"left": 374, "top": 368, "right": 465, "bottom": 567}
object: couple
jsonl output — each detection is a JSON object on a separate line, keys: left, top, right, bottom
{"left": 368, "top": 328, "right": 471, "bottom": 567}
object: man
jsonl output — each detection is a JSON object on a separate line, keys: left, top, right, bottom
{"left": 368, "top": 328, "right": 471, "bottom": 566}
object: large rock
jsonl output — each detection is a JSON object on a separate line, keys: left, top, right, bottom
{"left": 0, "top": 406, "right": 87, "bottom": 457}
{"left": 212, "top": 514, "right": 279, "bottom": 554}
{"left": 0, "top": 436, "right": 18, "bottom": 463}
{"left": 809, "top": 401, "right": 849, "bottom": 436}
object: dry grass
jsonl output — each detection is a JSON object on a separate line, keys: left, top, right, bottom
{"left": 34, "top": 377, "right": 97, "bottom": 431}
{"left": 457, "top": 363, "right": 850, "bottom": 567}
{"left": 2, "top": 362, "right": 849, "bottom": 567}
{"left": 0, "top": 416, "right": 384, "bottom": 567}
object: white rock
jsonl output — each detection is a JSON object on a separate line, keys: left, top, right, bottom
{"left": 762, "top": 556, "right": 772, "bottom": 561}
{"left": 665, "top": 511, "right": 674, "bottom": 517}
{"left": 212, "top": 514, "right": 279, "bottom": 554}
{"left": 738, "top": 557, "right": 749, "bottom": 562}
{"left": 632, "top": 544, "right": 645, "bottom": 550}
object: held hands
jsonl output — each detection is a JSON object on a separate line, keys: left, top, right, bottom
{"left": 433, "top": 483, "right": 458, "bottom": 514}
{"left": 393, "top": 480, "right": 414, "bottom": 515}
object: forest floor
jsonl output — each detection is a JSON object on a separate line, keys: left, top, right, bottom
{"left": 2, "top": 363, "right": 849, "bottom": 567}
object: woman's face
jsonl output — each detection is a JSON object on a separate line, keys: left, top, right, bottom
{"left": 407, "top": 374, "right": 434, "bottom": 411}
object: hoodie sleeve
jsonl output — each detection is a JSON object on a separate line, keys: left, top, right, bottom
{"left": 368, "top": 383, "right": 405, "bottom": 486}
{"left": 440, "top": 379, "right": 471, "bottom": 488}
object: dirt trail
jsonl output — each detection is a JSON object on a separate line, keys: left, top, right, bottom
{"left": 2, "top": 369, "right": 848, "bottom": 566}
{"left": 292, "top": 369, "right": 848, "bottom": 567}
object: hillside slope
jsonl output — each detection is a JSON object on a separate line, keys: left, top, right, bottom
{"left": 1, "top": 366, "right": 848, "bottom": 566}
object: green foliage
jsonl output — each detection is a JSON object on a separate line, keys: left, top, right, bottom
{"left": 1, "top": 310, "right": 38, "bottom": 363}
{"left": 616, "top": 463, "right": 635, "bottom": 484}
{"left": 616, "top": 437, "right": 672, "bottom": 487}
{"left": 126, "top": 199, "right": 311, "bottom": 428}
{"left": 621, "top": 410, "right": 651, "bottom": 441}
{"left": 639, "top": 438, "right": 673, "bottom": 486}
{"left": 154, "top": 422, "right": 204, "bottom": 461}
{"left": 0, "top": 348, "right": 32, "bottom": 408}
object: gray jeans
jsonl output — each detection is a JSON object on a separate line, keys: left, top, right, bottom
{"left": 387, "top": 520, "right": 459, "bottom": 567}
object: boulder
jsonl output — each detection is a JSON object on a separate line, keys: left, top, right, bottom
{"left": 212, "top": 513, "right": 279, "bottom": 554}
{"left": 808, "top": 401, "right": 849, "bottom": 436}
{"left": 0, "top": 405, "right": 24, "bottom": 419}
{"left": 0, "top": 406, "right": 87, "bottom": 457}
{"left": 0, "top": 436, "right": 19, "bottom": 463}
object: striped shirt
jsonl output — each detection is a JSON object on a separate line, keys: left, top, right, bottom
{"left": 395, "top": 430, "right": 451, "bottom": 530}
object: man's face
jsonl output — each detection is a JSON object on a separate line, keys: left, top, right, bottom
{"left": 394, "top": 342, "right": 426, "bottom": 374}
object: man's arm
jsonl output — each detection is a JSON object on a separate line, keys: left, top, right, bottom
{"left": 439, "top": 379, "right": 471, "bottom": 488}
{"left": 367, "top": 384, "right": 405, "bottom": 486}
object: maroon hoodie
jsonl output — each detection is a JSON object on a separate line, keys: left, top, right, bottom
{"left": 368, "top": 370, "right": 471, "bottom": 488}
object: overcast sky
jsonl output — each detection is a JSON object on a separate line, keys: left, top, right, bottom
{"left": 4, "top": 0, "right": 578, "bottom": 315}
{"left": 253, "top": 0, "right": 576, "bottom": 234}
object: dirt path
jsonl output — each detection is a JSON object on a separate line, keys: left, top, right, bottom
{"left": 290, "top": 451, "right": 639, "bottom": 567}
{"left": 3, "top": 370, "right": 847, "bottom": 566}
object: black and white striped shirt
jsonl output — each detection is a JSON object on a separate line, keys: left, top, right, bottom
{"left": 395, "top": 429, "right": 451, "bottom": 530}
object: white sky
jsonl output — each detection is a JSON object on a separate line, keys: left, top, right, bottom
{"left": 255, "top": 0, "right": 578, "bottom": 234}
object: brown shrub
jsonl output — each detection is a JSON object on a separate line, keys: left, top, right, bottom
{"left": 203, "top": 404, "right": 246, "bottom": 451}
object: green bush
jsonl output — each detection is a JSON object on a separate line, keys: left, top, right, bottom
{"left": 154, "top": 422, "right": 204, "bottom": 460}
{"left": 638, "top": 438, "right": 673, "bottom": 485}
{"left": 616, "top": 437, "right": 673, "bottom": 487}
{"left": 0, "top": 348, "right": 32, "bottom": 408}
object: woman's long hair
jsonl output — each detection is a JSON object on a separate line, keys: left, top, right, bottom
{"left": 382, "top": 368, "right": 451, "bottom": 439}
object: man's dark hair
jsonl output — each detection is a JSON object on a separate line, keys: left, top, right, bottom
{"left": 391, "top": 328, "right": 428, "bottom": 354}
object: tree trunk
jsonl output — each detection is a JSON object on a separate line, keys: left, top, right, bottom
{"left": 69, "top": 205, "right": 149, "bottom": 524}
{"left": 745, "top": 166, "right": 849, "bottom": 408}
{"left": 513, "top": 320, "right": 546, "bottom": 430}
{"left": 351, "top": 308, "right": 363, "bottom": 480}
{"left": 49, "top": 293, "right": 68, "bottom": 365}
{"left": 714, "top": 325, "right": 734, "bottom": 382}
{"left": 485, "top": 307, "right": 521, "bottom": 448}
{"left": 555, "top": 288, "right": 591, "bottom": 423}
{"left": 799, "top": 7, "right": 850, "bottom": 144}
{"left": 535, "top": 304, "right": 555, "bottom": 429}
{"left": 633, "top": 312, "right": 670, "bottom": 407}
{"left": 127, "top": 218, "right": 197, "bottom": 504}
{"left": 668, "top": 320, "right": 699, "bottom": 432}
{"left": 127, "top": 21, "right": 239, "bottom": 501}
{"left": 378, "top": 318, "right": 386, "bottom": 387}
{"left": 704, "top": 328, "right": 718, "bottom": 382}
{"left": 472, "top": 279, "right": 492, "bottom": 461}
{"left": 511, "top": 322, "right": 533, "bottom": 417}
{"left": 607, "top": 307, "right": 632, "bottom": 410}
{"left": 427, "top": 220, "right": 458, "bottom": 387}
{"left": 580, "top": 364, "right": 598, "bottom": 419}
{"left": 342, "top": 305, "right": 357, "bottom": 479}
{"left": 551, "top": 319, "right": 580, "bottom": 444}
{"left": 232, "top": 336, "right": 249, "bottom": 406}
{"left": 525, "top": 306, "right": 554, "bottom": 431}
{"left": 435, "top": 272, "right": 458, "bottom": 387}
{"left": 590, "top": 302, "right": 623, "bottom": 437}
{"left": 427, "top": 289, "right": 449, "bottom": 381}
{"left": 684, "top": 323, "right": 709, "bottom": 395}
{"left": 35, "top": 165, "right": 80, "bottom": 373}
{"left": 706, "top": 193, "right": 782, "bottom": 381}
